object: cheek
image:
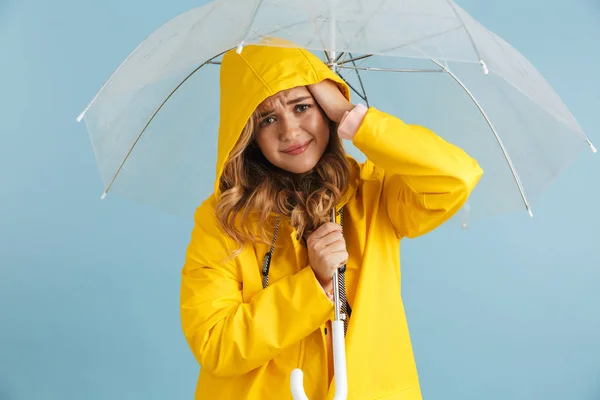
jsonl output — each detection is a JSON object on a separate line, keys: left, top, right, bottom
{"left": 305, "top": 113, "right": 330, "bottom": 141}
{"left": 254, "top": 132, "right": 269, "bottom": 152}
{"left": 254, "top": 131, "right": 276, "bottom": 154}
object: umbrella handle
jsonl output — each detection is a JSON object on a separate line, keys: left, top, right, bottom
{"left": 289, "top": 321, "right": 347, "bottom": 400}
{"left": 331, "top": 320, "right": 348, "bottom": 400}
{"left": 290, "top": 369, "right": 309, "bottom": 400}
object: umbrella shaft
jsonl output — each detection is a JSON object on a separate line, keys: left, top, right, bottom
{"left": 330, "top": 207, "right": 344, "bottom": 322}
{"left": 333, "top": 269, "right": 341, "bottom": 321}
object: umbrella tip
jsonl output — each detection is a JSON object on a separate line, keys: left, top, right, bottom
{"left": 100, "top": 191, "right": 107, "bottom": 200}
{"left": 480, "top": 60, "right": 489, "bottom": 75}
{"left": 528, "top": 208, "right": 533, "bottom": 218}
{"left": 589, "top": 142, "right": 597, "bottom": 153}
{"left": 236, "top": 41, "right": 245, "bottom": 54}
{"left": 76, "top": 110, "right": 85, "bottom": 122}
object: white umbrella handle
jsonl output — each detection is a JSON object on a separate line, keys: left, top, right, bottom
{"left": 331, "top": 320, "right": 348, "bottom": 399}
{"left": 290, "top": 369, "right": 309, "bottom": 400}
{"left": 290, "top": 322, "right": 347, "bottom": 400}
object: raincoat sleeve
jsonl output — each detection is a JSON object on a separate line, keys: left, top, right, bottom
{"left": 351, "top": 107, "right": 483, "bottom": 238}
{"left": 180, "top": 203, "right": 333, "bottom": 378}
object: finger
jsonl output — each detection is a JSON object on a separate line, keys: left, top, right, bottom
{"left": 325, "top": 251, "right": 349, "bottom": 270}
{"left": 307, "top": 223, "right": 341, "bottom": 246}
{"left": 321, "top": 231, "right": 345, "bottom": 247}
{"left": 318, "top": 239, "right": 346, "bottom": 255}
{"left": 312, "top": 232, "right": 344, "bottom": 252}
{"left": 312, "top": 222, "right": 342, "bottom": 238}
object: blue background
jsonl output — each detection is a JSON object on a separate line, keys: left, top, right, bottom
{"left": 1, "top": 0, "right": 599, "bottom": 399}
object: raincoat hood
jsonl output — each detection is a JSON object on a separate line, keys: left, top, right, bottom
{"left": 215, "top": 39, "right": 351, "bottom": 194}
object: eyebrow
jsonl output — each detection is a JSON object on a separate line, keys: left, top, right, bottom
{"left": 258, "top": 96, "right": 313, "bottom": 119}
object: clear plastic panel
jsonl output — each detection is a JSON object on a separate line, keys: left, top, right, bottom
{"left": 78, "top": 0, "right": 590, "bottom": 221}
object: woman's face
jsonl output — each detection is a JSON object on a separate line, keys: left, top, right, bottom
{"left": 253, "top": 86, "right": 330, "bottom": 174}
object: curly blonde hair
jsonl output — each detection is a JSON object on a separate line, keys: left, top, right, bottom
{"left": 216, "top": 109, "right": 350, "bottom": 251}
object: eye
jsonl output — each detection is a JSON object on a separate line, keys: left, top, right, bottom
{"left": 295, "top": 104, "right": 311, "bottom": 113}
{"left": 259, "top": 116, "right": 276, "bottom": 128}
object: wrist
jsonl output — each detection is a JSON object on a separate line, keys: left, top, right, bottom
{"left": 338, "top": 103, "right": 368, "bottom": 140}
{"left": 319, "top": 277, "right": 333, "bottom": 293}
{"left": 318, "top": 277, "right": 334, "bottom": 302}
{"left": 331, "top": 102, "right": 356, "bottom": 124}
{"left": 323, "top": 287, "right": 335, "bottom": 302}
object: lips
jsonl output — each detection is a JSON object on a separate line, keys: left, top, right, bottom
{"left": 281, "top": 140, "right": 312, "bottom": 155}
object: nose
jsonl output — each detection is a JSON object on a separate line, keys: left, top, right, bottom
{"left": 278, "top": 114, "right": 301, "bottom": 142}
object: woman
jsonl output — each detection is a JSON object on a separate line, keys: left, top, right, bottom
{"left": 180, "top": 42, "right": 483, "bottom": 400}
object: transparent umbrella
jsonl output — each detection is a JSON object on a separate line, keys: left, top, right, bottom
{"left": 77, "top": 0, "right": 595, "bottom": 224}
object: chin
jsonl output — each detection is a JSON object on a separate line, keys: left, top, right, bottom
{"left": 280, "top": 159, "right": 319, "bottom": 174}
{"left": 285, "top": 165, "right": 316, "bottom": 174}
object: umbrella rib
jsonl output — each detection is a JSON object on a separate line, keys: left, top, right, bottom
{"left": 338, "top": 54, "right": 373, "bottom": 66}
{"left": 333, "top": 52, "right": 345, "bottom": 64}
{"left": 348, "top": 53, "right": 370, "bottom": 107}
{"left": 430, "top": 58, "right": 533, "bottom": 217}
{"left": 338, "top": 0, "right": 390, "bottom": 58}
{"left": 338, "top": 25, "right": 462, "bottom": 67}
{"left": 339, "top": 66, "right": 444, "bottom": 73}
{"left": 236, "top": 0, "right": 265, "bottom": 51}
{"left": 100, "top": 49, "right": 231, "bottom": 199}
{"left": 337, "top": 74, "right": 367, "bottom": 103}
{"left": 380, "top": 25, "right": 464, "bottom": 59}
{"left": 78, "top": 2, "right": 222, "bottom": 122}
{"left": 335, "top": 24, "right": 463, "bottom": 67}
{"left": 77, "top": 40, "right": 145, "bottom": 122}
{"left": 445, "top": 0, "right": 486, "bottom": 66}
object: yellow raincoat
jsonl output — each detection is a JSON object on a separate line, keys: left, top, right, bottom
{"left": 181, "top": 43, "right": 483, "bottom": 399}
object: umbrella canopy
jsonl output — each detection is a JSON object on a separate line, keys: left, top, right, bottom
{"left": 77, "top": 0, "right": 595, "bottom": 222}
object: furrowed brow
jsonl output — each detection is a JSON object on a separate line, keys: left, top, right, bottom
{"left": 258, "top": 109, "right": 274, "bottom": 119}
{"left": 286, "top": 96, "right": 312, "bottom": 106}
{"left": 257, "top": 96, "right": 312, "bottom": 118}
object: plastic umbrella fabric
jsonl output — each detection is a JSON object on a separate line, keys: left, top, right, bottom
{"left": 77, "top": 0, "right": 595, "bottom": 224}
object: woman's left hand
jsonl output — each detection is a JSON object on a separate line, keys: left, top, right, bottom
{"left": 307, "top": 80, "right": 354, "bottom": 124}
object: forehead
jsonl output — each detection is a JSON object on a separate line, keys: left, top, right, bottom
{"left": 257, "top": 86, "right": 311, "bottom": 112}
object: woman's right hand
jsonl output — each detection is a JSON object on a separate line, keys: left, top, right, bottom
{"left": 306, "top": 222, "right": 348, "bottom": 292}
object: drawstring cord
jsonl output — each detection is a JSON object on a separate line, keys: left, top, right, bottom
{"left": 261, "top": 217, "right": 279, "bottom": 289}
